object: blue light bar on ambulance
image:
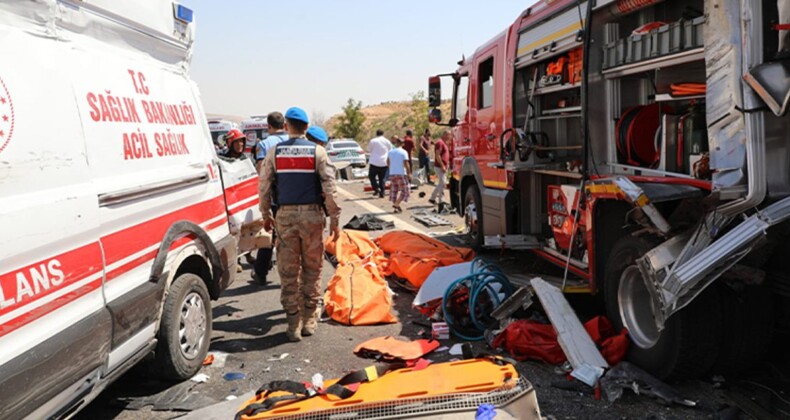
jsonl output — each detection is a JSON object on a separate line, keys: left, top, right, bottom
{"left": 174, "top": 4, "right": 193, "bottom": 23}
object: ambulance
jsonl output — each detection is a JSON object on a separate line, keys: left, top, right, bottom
{"left": 0, "top": 1, "right": 263, "bottom": 418}
{"left": 240, "top": 115, "right": 269, "bottom": 157}
{"left": 207, "top": 118, "right": 238, "bottom": 151}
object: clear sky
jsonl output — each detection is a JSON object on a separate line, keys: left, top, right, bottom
{"left": 181, "top": 0, "right": 534, "bottom": 120}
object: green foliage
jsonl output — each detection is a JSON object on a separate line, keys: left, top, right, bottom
{"left": 403, "top": 91, "right": 430, "bottom": 137}
{"left": 333, "top": 98, "right": 366, "bottom": 140}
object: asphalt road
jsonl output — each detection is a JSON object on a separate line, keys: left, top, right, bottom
{"left": 76, "top": 176, "right": 729, "bottom": 420}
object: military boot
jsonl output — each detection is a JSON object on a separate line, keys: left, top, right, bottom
{"left": 286, "top": 312, "right": 302, "bottom": 342}
{"left": 301, "top": 306, "right": 320, "bottom": 337}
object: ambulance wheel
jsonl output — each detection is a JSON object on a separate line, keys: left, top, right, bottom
{"left": 604, "top": 235, "right": 722, "bottom": 380}
{"left": 464, "top": 184, "right": 483, "bottom": 250}
{"left": 155, "top": 273, "right": 212, "bottom": 381}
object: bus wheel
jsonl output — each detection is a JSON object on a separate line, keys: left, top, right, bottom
{"left": 604, "top": 235, "right": 722, "bottom": 380}
{"left": 464, "top": 184, "right": 484, "bottom": 250}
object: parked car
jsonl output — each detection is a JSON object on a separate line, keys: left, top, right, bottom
{"left": 326, "top": 139, "right": 367, "bottom": 168}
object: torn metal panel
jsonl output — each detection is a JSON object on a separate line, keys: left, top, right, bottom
{"left": 491, "top": 286, "right": 534, "bottom": 321}
{"left": 411, "top": 211, "right": 452, "bottom": 227}
{"left": 530, "top": 278, "right": 608, "bottom": 371}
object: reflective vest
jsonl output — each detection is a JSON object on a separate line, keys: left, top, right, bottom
{"left": 274, "top": 138, "right": 322, "bottom": 205}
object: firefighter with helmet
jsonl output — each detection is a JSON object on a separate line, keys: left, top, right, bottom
{"left": 258, "top": 107, "right": 340, "bottom": 342}
{"left": 221, "top": 129, "right": 248, "bottom": 160}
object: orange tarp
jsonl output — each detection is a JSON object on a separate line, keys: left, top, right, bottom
{"left": 375, "top": 231, "right": 475, "bottom": 288}
{"left": 323, "top": 230, "right": 397, "bottom": 325}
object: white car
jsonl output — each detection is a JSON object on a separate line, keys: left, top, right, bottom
{"left": 326, "top": 139, "right": 366, "bottom": 168}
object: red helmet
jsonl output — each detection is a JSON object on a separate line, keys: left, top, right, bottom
{"left": 224, "top": 129, "right": 245, "bottom": 142}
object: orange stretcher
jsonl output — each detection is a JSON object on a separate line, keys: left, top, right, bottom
{"left": 235, "top": 358, "right": 520, "bottom": 420}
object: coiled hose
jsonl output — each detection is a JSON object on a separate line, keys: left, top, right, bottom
{"left": 441, "top": 258, "right": 514, "bottom": 341}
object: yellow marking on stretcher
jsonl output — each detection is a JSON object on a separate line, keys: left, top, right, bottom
{"left": 364, "top": 366, "right": 379, "bottom": 382}
{"left": 516, "top": 21, "right": 583, "bottom": 57}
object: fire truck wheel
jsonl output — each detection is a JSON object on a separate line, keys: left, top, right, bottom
{"left": 463, "top": 184, "right": 484, "bottom": 250}
{"left": 604, "top": 235, "right": 722, "bottom": 380}
{"left": 154, "top": 273, "right": 212, "bottom": 381}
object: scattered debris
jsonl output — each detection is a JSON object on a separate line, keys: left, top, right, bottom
{"left": 225, "top": 395, "right": 238, "bottom": 401}
{"left": 190, "top": 373, "right": 210, "bottom": 383}
{"left": 343, "top": 214, "right": 395, "bottom": 231}
{"left": 267, "top": 353, "right": 289, "bottom": 361}
{"left": 112, "top": 381, "right": 217, "bottom": 412}
{"left": 411, "top": 211, "right": 452, "bottom": 227}
{"left": 476, "top": 403, "right": 497, "bottom": 420}
{"left": 432, "top": 322, "right": 450, "bottom": 340}
{"left": 570, "top": 364, "right": 606, "bottom": 387}
{"left": 436, "top": 346, "right": 449, "bottom": 352}
{"left": 312, "top": 373, "right": 324, "bottom": 389}
{"left": 223, "top": 372, "right": 246, "bottom": 381}
{"left": 354, "top": 336, "right": 440, "bottom": 362}
{"left": 530, "top": 278, "right": 608, "bottom": 371}
{"left": 490, "top": 286, "right": 534, "bottom": 321}
{"left": 303, "top": 359, "right": 311, "bottom": 364}
{"left": 551, "top": 380, "right": 594, "bottom": 395}
{"left": 600, "top": 362, "right": 696, "bottom": 407}
{"left": 413, "top": 262, "right": 474, "bottom": 307}
{"left": 449, "top": 343, "right": 464, "bottom": 356}
{"left": 295, "top": 368, "right": 302, "bottom": 373}
{"left": 202, "top": 354, "right": 214, "bottom": 366}
{"left": 263, "top": 366, "right": 271, "bottom": 373}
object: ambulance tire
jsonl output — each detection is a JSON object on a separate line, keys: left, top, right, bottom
{"left": 154, "top": 273, "right": 212, "bottom": 381}
{"left": 604, "top": 235, "right": 722, "bottom": 380}
{"left": 464, "top": 184, "right": 484, "bottom": 250}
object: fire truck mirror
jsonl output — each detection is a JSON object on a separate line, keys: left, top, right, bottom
{"left": 428, "top": 108, "right": 443, "bottom": 124}
{"left": 428, "top": 76, "right": 442, "bottom": 107}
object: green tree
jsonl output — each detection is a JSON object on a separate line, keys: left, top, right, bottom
{"left": 334, "top": 98, "right": 366, "bottom": 140}
{"left": 403, "top": 90, "right": 430, "bottom": 136}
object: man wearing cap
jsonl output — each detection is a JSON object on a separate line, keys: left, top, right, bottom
{"left": 259, "top": 107, "right": 340, "bottom": 342}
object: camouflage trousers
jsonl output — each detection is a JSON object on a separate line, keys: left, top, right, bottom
{"left": 274, "top": 204, "right": 326, "bottom": 317}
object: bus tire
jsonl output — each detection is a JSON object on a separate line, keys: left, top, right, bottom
{"left": 604, "top": 235, "right": 722, "bottom": 380}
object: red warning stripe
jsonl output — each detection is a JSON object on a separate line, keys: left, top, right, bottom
{"left": 276, "top": 156, "right": 316, "bottom": 172}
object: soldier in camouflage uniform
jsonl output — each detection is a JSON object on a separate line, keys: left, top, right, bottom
{"left": 258, "top": 107, "right": 340, "bottom": 342}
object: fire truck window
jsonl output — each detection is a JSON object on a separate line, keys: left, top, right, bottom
{"left": 478, "top": 57, "right": 494, "bottom": 109}
{"left": 455, "top": 75, "right": 469, "bottom": 120}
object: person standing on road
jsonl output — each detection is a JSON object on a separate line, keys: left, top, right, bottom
{"left": 251, "top": 112, "right": 288, "bottom": 285}
{"left": 387, "top": 137, "right": 411, "bottom": 213}
{"left": 367, "top": 129, "right": 392, "bottom": 198}
{"left": 403, "top": 129, "right": 415, "bottom": 171}
{"left": 430, "top": 130, "right": 451, "bottom": 205}
{"left": 418, "top": 129, "right": 433, "bottom": 184}
{"left": 259, "top": 107, "right": 340, "bottom": 342}
{"left": 255, "top": 112, "right": 287, "bottom": 173}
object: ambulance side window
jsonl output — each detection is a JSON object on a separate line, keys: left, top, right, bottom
{"left": 478, "top": 57, "right": 494, "bottom": 109}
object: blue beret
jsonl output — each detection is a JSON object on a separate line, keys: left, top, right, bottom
{"left": 306, "top": 126, "right": 328, "bottom": 143}
{"left": 285, "top": 107, "right": 309, "bottom": 124}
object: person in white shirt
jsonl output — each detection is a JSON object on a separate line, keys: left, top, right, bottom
{"left": 366, "top": 129, "right": 392, "bottom": 198}
{"left": 387, "top": 137, "right": 411, "bottom": 213}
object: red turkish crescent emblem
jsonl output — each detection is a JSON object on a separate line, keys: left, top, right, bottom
{"left": 0, "top": 76, "right": 14, "bottom": 156}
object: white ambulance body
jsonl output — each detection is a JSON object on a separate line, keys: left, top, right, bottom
{"left": 0, "top": 1, "right": 262, "bottom": 418}
{"left": 207, "top": 118, "right": 237, "bottom": 149}
{"left": 240, "top": 115, "right": 269, "bottom": 157}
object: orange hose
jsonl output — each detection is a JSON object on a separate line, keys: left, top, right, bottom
{"left": 670, "top": 83, "right": 706, "bottom": 96}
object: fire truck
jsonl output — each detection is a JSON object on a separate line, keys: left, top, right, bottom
{"left": 429, "top": 0, "right": 790, "bottom": 379}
